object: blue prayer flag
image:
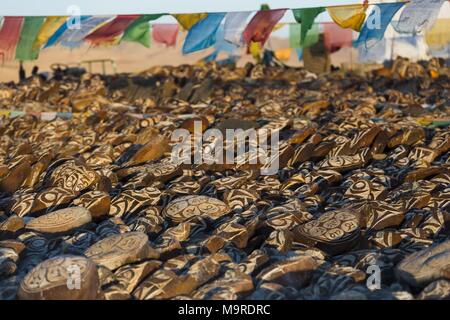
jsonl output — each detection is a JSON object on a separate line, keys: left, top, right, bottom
{"left": 44, "top": 16, "right": 91, "bottom": 48}
{"left": 183, "top": 13, "right": 226, "bottom": 54}
{"left": 354, "top": 3, "right": 404, "bottom": 49}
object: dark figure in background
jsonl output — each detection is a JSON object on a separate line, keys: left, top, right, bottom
{"left": 32, "top": 65, "right": 39, "bottom": 76}
{"left": 262, "top": 50, "right": 275, "bottom": 66}
{"left": 19, "top": 61, "right": 26, "bottom": 82}
{"left": 303, "top": 34, "right": 331, "bottom": 74}
{"left": 30, "top": 65, "right": 48, "bottom": 82}
{"left": 53, "top": 66, "right": 63, "bottom": 81}
{"left": 263, "top": 49, "right": 283, "bottom": 67}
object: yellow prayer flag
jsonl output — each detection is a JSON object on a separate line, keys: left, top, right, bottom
{"left": 249, "top": 41, "right": 262, "bottom": 62}
{"left": 425, "top": 19, "right": 450, "bottom": 49}
{"left": 172, "top": 13, "right": 208, "bottom": 30}
{"left": 33, "top": 16, "right": 68, "bottom": 50}
{"left": 326, "top": 4, "right": 368, "bottom": 32}
{"left": 275, "top": 48, "right": 292, "bottom": 61}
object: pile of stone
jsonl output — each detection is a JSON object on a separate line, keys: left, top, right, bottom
{"left": 0, "top": 57, "right": 449, "bottom": 300}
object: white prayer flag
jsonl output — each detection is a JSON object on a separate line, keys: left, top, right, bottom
{"left": 223, "top": 11, "right": 252, "bottom": 45}
{"left": 393, "top": 0, "right": 445, "bottom": 34}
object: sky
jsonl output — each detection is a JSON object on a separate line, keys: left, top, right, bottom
{"left": 1, "top": 0, "right": 361, "bottom": 17}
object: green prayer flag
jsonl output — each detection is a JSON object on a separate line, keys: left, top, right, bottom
{"left": 289, "top": 23, "right": 320, "bottom": 48}
{"left": 15, "top": 16, "right": 45, "bottom": 61}
{"left": 292, "top": 7, "right": 325, "bottom": 44}
{"left": 122, "top": 14, "right": 163, "bottom": 48}
{"left": 289, "top": 24, "right": 302, "bottom": 48}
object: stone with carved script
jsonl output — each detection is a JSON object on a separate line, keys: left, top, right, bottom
{"left": 84, "top": 232, "right": 159, "bottom": 270}
{"left": 293, "top": 210, "right": 361, "bottom": 255}
{"left": 163, "top": 195, "right": 230, "bottom": 223}
{"left": 25, "top": 207, "right": 91, "bottom": 234}
{"left": 396, "top": 239, "right": 450, "bottom": 288}
{"left": 18, "top": 255, "right": 100, "bottom": 300}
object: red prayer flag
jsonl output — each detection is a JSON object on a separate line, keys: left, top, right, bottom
{"left": 152, "top": 24, "right": 179, "bottom": 47}
{"left": 85, "top": 15, "right": 140, "bottom": 45}
{"left": 0, "top": 17, "right": 24, "bottom": 60}
{"left": 242, "top": 9, "right": 286, "bottom": 46}
{"left": 323, "top": 22, "right": 354, "bottom": 52}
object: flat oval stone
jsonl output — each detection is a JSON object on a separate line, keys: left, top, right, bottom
{"left": 293, "top": 210, "right": 361, "bottom": 255}
{"left": 0, "top": 215, "right": 25, "bottom": 237}
{"left": 256, "top": 256, "right": 319, "bottom": 288}
{"left": 395, "top": 239, "right": 450, "bottom": 288}
{"left": 49, "top": 161, "right": 98, "bottom": 193}
{"left": 18, "top": 255, "right": 99, "bottom": 300}
{"left": 84, "top": 232, "right": 159, "bottom": 270}
{"left": 163, "top": 195, "right": 230, "bottom": 223}
{"left": 25, "top": 207, "right": 91, "bottom": 234}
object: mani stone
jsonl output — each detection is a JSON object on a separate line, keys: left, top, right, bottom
{"left": 417, "top": 280, "right": 450, "bottom": 300}
{"left": 25, "top": 207, "right": 92, "bottom": 234}
{"left": 114, "top": 260, "right": 162, "bottom": 293}
{"left": 133, "top": 256, "right": 220, "bottom": 300}
{"left": 48, "top": 161, "right": 99, "bottom": 193}
{"left": 256, "top": 256, "right": 318, "bottom": 288}
{"left": 163, "top": 195, "right": 230, "bottom": 223}
{"left": 73, "top": 191, "right": 110, "bottom": 220}
{"left": 84, "top": 232, "right": 159, "bottom": 270}
{"left": 293, "top": 210, "right": 361, "bottom": 255}
{"left": 0, "top": 215, "right": 25, "bottom": 238}
{"left": 18, "top": 255, "right": 100, "bottom": 300}
{"left": 395, "top": 239, "right": 450, "bottom": 288}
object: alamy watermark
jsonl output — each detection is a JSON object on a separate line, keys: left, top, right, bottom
{"left": 66, "top": 264, "right": 81, "bottom": 290}
{"left": 66, "top": 5, "right": 82, "bottom": 30}
{"left": 366, "top": 264, "right": 381, "bottom": 291}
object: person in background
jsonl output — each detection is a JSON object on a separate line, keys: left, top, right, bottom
{"left": 31, "top": 65, "right": 39, "bottom": 76}
{"left": 31, "top": 65, "right": 49, "bottom": 82}
{"left": 19, "top": 61, "right": 26, "bottom": 82}
{"left": 303, "top": 34, "right": 331, "bottom": 74}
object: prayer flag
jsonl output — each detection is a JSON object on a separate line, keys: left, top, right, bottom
{"left": 355, "top": 3, "right": 405, "bottom": 49}
{"left": 173, "top": 13, "right": 207, "bottom": 30}
{"left": 223, "top": 11, "right": 252, "bottom": 45}
{"left": 327, "top": 4, "right": 368, "bottom": 32}
{"left": 292, "top": 7, "right": 325, "bottom": 44}
{"left": 122, "top": 14, "right": 163, "bottom": 47}
{"left": 15, "top": 16, "right": 45, "bottom": 60}
{"left": 242, "top": 9, "right": 286, "bottom": 46}
{"left": 33, "top": 16, "right": 68, "bottom": 50}
{"left": 183, "top": 13, "right": 226, "bottom": 54}
{"left": 152, "top": 24, "right": 179, "bottom": 47}
{"left": 85, "top": 15, "right": 140, "bottom": 45}
{"left": 0, "top": 17, "right": 24, "bottom": 59}
{"left": 393, "top": 0, "right": 445, "bottom": 34}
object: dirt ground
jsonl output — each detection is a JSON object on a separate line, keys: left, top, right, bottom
{"left": 0, "top": 35, "right": 355, "bottom": 82}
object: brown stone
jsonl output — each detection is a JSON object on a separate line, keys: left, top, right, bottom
{"left": 256, "top": 256, "right": 318, "bottom": 288}
{"left": 0, "top": 215, "right": 25, "bottom": 237}
{"left": 396, "top": 240, "right": 450, "bottom": 287}
{"left": 18, "top": 255, "right": 100, "bottom": 300}
{"left": 85, "top": 232, "right": 159, "bottom": 270}
{"left": 127, "top": 135, "right": 170, "bottom": 166}
{"left": 114, "top": 260, "right": 162, "bottom": 293}
{"left": 293, "top": 210, "right": 361, "bottom": 255}
{"left": 73, "top": 191, "right": 110, "bottom": 220}
{"left": 163, "top": 195, "right": 230, "bottom": 223}
{"left": 25, "top": 207, "right": 91, "bottom": 234}
{"left": 0, "top": 155, "right": 33, "bottom": 193}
